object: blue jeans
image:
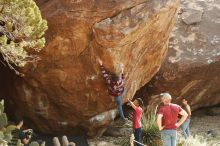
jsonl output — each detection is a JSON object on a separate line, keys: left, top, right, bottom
{"left": 161, "top": 130, "right": 177, "bottom": 146}
{"left": 134, "top": 128, "right": 142, "bottom": 146}
{"left": 115, "top": 95, "right": 125, "bottom": 119}
{"left": 182, "top": 118, "right": 190, "bottom": 139}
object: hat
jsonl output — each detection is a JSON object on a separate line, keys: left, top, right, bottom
{"left": 159, "top": 93, "right": 172, "bottom": 100}
{"left": 136, "top": 98, "right": 144, "bottom": 106}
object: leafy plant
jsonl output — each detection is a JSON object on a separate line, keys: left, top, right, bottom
{"left": 141, "top": 106, "right": 162, "bottom": 146}
{"left": 0, "top": 100, "right": 16, "bottom": 144}
{"left": 0, "top": 0, "right": 48, "bottom": 74}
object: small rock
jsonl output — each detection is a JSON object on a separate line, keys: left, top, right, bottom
{"left": 103, "top": 127, "right": 132, "bottom": 137}
{"left": 103, "top": 119, "right": 132, "bottom": 137}
{"left": 181, "top": 9, "right": 203, "bottom": 25}
{"left": 207, "top": 129, "right": 216, "bottom": 137}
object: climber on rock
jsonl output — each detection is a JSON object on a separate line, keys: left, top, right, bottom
{"left": 98, "top": 58, "right": 127, "bottom": 121}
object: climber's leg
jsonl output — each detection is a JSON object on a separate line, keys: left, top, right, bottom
{"left": 115, "top": 95, "right": 125, "bottom": 119}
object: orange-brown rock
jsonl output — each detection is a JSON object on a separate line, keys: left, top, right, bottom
{"left": 0, "top": 0, "right": 179, "bottom": 136}
{"left": 137, "top": 0, "right": 220, "bottom": 111}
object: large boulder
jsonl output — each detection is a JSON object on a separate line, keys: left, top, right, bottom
{"left": 137, "top": 0, "right": 220, "bottom": 111}
{"left": 0, "top": 0, "right": 179, "bottom": 136}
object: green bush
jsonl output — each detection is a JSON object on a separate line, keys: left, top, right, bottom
{"left": 0, "top": 100, "right": 16, "bottom": 144}
{"left": 0, "top": 0, "right": 48, "bottom": 74}
{"left": 141, "top": 106, "right": 162, "bottom": 146}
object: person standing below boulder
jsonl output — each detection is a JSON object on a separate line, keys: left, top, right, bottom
{"left": 127, "top": 98, "right": 143, "bottom": 146}
{"left": 157, "top": 93, "right": 188, "bottom": 146}
{"left": 181, "top": 97, "right": 191, "bottom": 139}
{"left": 98, "top": 58, "right": 126, "bottom": 121}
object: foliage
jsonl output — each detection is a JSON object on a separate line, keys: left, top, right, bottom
{"left": 178, "top": 134, "right": 220, "bottom": 146}
{"left": 0, "top": 100, "right": 45, "bottom": 146}
{"left": 0, "top": 0, "right": 48, "bottom": 74}
{"left": 0, "top": 100, "right": 16, "bottom": 144}
{"left": 141, "top": 106, "right": 162, "bottom": 146}
{"left": 177, "top": 135, "right": 207, "bottom": 146}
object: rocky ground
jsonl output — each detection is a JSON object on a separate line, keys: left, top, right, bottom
{"left": 190, "top": 107, "right": 220, "bottom": 136}
{"left": 189, "top": 116, "right": 220, "bottom": 146}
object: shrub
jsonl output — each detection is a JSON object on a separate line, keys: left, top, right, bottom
{"left": 177, "top": 135, "right": 207, "bottom": 146}
{"left": 0, "top": 0, "right": 48, "bottom": 74}
{"left": 141, "top": 106, "right": 162, "bottom": 146}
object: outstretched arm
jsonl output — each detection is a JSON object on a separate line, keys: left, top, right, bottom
{"left": 22, "top": 129, "right": 32, "bottom": 133}
{"left": 127, "top": 98, "right": 136, "bottom": 109}
{"left": 98, "top": 58, "right": 111, "bottom": 84}
{"left": 120, "top": 63, "right": 125, "bottom": 80}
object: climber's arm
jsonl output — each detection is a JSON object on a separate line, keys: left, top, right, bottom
{"left": 98, "top": 59, "right": 111, "bottom": 84}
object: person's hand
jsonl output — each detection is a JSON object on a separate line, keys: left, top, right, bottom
{"left": 27, "top": 134, "right": 32, "bottom": 139}
{"left": 121, "top": 66, "right": 124, "bottom": 73}
{"left": 126, "top": 98, "right": 131, "bottom": 106}
{"left": 175, "top": 123, "right": 180, "bottom": 128}
{"left": 97, "top": 58, "right": 103, "bottom": 65}
{"left": 159, "top": 126, "right": 164, "bottom": 131}
{"left": 119, "top": 63, "right": 124, "bottom": 73}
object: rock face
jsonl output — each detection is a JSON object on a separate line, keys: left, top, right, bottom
{"left": 0, "top": 0, "right": 179, "bottom": 136}
{"left": 137, "top": 0, "right": 220, "bottom": 111}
